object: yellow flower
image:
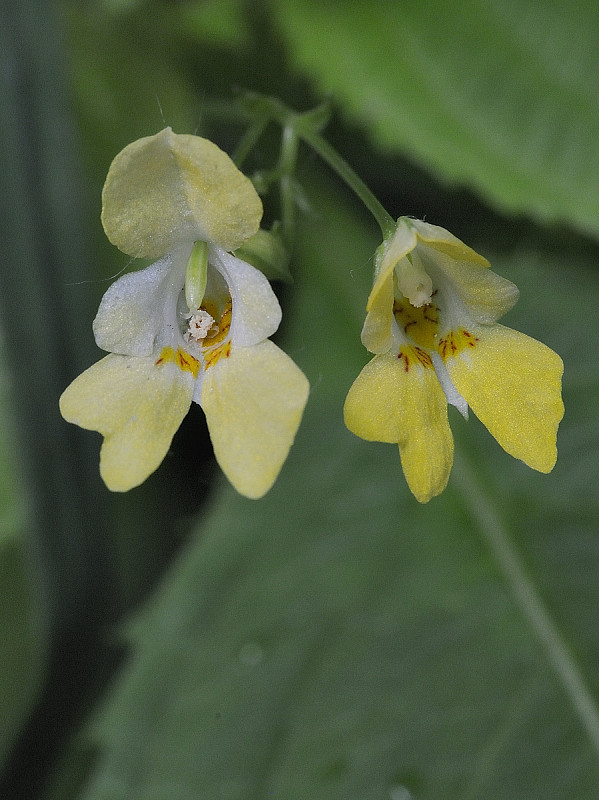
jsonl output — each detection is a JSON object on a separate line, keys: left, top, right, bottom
{"left": 60, "top": 129, "right": 309, "bottom": 498}
{"left": 344, "top": 217, "right": 564, "bottom": 503}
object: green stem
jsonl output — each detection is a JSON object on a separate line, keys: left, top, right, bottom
{"left": 296, "top": 123, "right": 396, "bottom": 238}
{"left": 278, "top": 124, "right": 300, "bottom": 248}
{"left": 232, "top": 116, "right": 268, "bottom": 169}
{"left": 239, "top": 93, "right": 396, "bottom": 238}
{"left": 453, "top": 454, "right": 599, "bottom": 759}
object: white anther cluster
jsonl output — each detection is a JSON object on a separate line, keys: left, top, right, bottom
{"left": 184, "top": 309, "right": 217, "bottom": 343}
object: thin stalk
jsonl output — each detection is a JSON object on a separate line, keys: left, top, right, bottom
{"left": 453, "top": 455, "right": 599, "bottom": 759}
{"left": 239, "top": 93, "right": 396, "bottom": 238}
{"left": 232, "top": 116, "right": 268, "bottom": 169}
{"left": 278, "top": 125, "right": 300, "bottom": 248}
{"left": 297, "top": 123, "right": 396, "bottom": 238}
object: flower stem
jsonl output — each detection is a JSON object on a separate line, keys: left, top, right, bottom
{"left": 278, "top": 124, "right": 300, "bottom": 248}
{"left": 453, "top": 454, "right": 599, "bottom": 760}
{"left": 296, "top": 123, "right": 396, "bottom": 238}
{"left": 239, "top": 93, "right": 396, "bottom": 238}
{"left": 232, "top": 116, "right": 268, "bottom": 169}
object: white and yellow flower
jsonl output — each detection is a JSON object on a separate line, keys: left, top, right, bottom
{"left": 60, "top": 128, "right": 309, "bottom": 498}
{"left": 344, "top": 217, "right": 564, "bottom": 503}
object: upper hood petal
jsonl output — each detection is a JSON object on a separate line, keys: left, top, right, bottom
{"left": 410, "top": 219, "right": 490, "bottom": 265}
{"left": 101, "top": 128, "right": 263, "bottom": 258}
{"left": 419, "top": 246, "right": 519, "bottom": 326}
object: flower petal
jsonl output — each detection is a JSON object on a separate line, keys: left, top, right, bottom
{"left": 200, "top": 341, "right": 309, "bottom": 498}
{"left": 391, "top": 219, "right": 517, "bottom": 325}
{"left": 410, "top": 218, "right": 490, "bottom": 265}
{"left": 361, "top": 270, "right": 395, "bottom": 354}
{"left": 344, "top": 350, "right": 454, "bottom": 502}
{"left": 445, "top": 324, "right": 564, "bottom": 472}
{"left": 93, "top": 252, "right": 185, "bottom": 356}
{"left": 101, "top": 128, "right": 262, "bottom": 258}
{"left": 210, "top": 247, "right": 282, "bottom": 346}
{"left": 367, "top": 219, "right": 417, "bottom": 315}
{"left": 421, "top": 247, "right": 519, "bottom": 326}
{"left": 59, "top": 353, "right": 194, "bottom": 491}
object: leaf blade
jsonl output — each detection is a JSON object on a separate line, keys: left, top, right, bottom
{"left": 271, "top": 0, "right": 599, "bottom": 236}
{"left": 74, "top": 174, "right": 599, "bottom": 799}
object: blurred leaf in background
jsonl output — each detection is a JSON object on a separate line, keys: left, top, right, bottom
{"left": 0, "top": 0, "right": 598, "bottom": 798}
{"left": 0, "top": 333, "right": 43, "bottom": 768}
{"left": 57, "top": 167, "right": 599, "bottom": 800}
{"left": 271, "top": 0, "right": 599, "bottom": 236}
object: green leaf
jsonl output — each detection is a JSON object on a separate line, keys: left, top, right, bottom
{"left": 72, "top": 169, "right": 599, "bottom": 798}
{"left": 270, "top": 0, "right": 599, "bottom": 237}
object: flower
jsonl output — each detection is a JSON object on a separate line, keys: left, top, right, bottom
{"left": 343, "top": 217, "right": 564, "bottom": 503}
{"left": 60, "top": 129, "right": 309, "bottom": 498}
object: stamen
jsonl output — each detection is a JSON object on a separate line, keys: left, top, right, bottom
{"left": 184, "top": 240, "right": 208, "bottom": 311}
{"left": 397, "top": 252, "right": 433, "bottom": 308}
{"left": 184, "top": 309, "right": 217, "bottom": 343}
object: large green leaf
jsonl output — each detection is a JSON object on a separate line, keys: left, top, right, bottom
{"left": 270, "top": 0, "right": 599, "bottom": 237}
{"left": 71, "top": 166, "right": 599, "bottom": 798}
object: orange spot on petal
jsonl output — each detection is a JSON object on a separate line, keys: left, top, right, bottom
{"left": 175, "top": 347, "right": 200, "bottom": 378}
{"left": 437, "top": 327, "right": 480, "bottom": 361}
{"left": 398, "top": 345, "right": 434, "bottom": 373}
{"left": 155, "top": 346, "right": 199, "bottom": 378}
{"left": 155, "top": 346, "right": 175, "bottom": 367}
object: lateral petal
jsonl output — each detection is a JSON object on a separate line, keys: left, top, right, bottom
{"left": 200, "top": 341, "right": 309, "bottom": 499}
{"left": 59, "top": 353, "right": 194, "bottom": 491}
{"left": 101, "top": 128, "right": 262, "bottom": 258}
{"left": 344, "top": 350, "right": 453, "bottom": 502}
{"left": 210, "top": 247, "right": 282, "bottom": 346}
{"left": 445, "top": 324, "right": 564, "bottom": 472}
{"left": 361, "top": 271, "right": 395, "bottom": 354}
{"left": 93, "top": 252, "right": 184, "bottom": 357}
